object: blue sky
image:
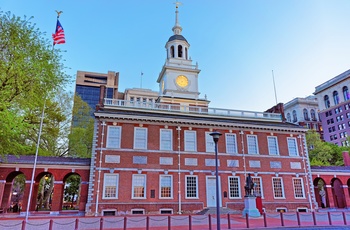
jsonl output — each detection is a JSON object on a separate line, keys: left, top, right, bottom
{"left": 2, "top": 0, "right": 350, "bottom": 111}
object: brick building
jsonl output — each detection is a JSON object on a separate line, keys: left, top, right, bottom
{"left": 84, "top": 5, "right": 317, "bottom": 216}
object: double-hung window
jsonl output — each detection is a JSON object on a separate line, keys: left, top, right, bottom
{"left": 185, "top": 175, "right": 198, "bottom": 198}
{"left": 287, "top": 137, "right": 298, "bottom": 156}
{"left": 160, "top": 175, "right": 172, "bottom": 198}
{"left": 106, "top": 126, "right": 121, "bottom": 148}
{"left": 134, "top": 127, "right": 147, "bottom": 149}
{"left": 228, "top": 176, "right": 240, "bottom": 198}
{"left": 184, "top": 131, "right": 197, "bottom": 152}
{"left": 293, "top": 178, "right": 305, "bottom": 198}
{"left": 226, "top": 134, "right": 237, "bottom": 154}
{"left": 272, "top": 177, "right": 285, "bottom": 198}
{"left": 252, "top": 177, "right": 263, "bottom": 197}
{"left": 160, "top": 129, "right": 172, "bottom": 151}
{"left": 132, "top": 174, "right": 146, "bottom": 198}
{"left": 103, "top": 173, "right": 119, "bottom": 199}
{"left": 247, "top": 135, "right": 259, "bottom": 154}
{"left": 267, "top": 136, "right": 279, "bottom": 155}
{"left": 205, "top": 132, "right": 215, "bottom": 153}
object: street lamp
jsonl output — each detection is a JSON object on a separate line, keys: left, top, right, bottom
{"left": 210, "top": 131, "right": 222, "bottom": 230}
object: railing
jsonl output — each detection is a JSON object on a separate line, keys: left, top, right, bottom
{"left": 1, "top": 211, "right": 349, "bottom": 230}
{"left": 104, "top": 99, "right": 282, "bottom": 121}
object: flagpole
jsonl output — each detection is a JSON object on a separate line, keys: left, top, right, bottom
{"left": 25, "top": 10, "right": 63, "bottom": 221}
{"left": 272, "top": 70, "right": 278, "bottom": 105}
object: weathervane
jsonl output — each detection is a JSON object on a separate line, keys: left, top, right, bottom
{"left": 174, "top": 1, "right": 182, "bottom": 9}
{"left": 55, "top": 10, "right": 63, "bottom": 18}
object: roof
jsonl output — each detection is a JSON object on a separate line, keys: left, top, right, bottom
{"left": 0, "top": 155, "right": 91, "bottom": 166}
{"left": 311, "top": 165, "right": 350, "bottom": 173}
{"left": 168, "top": 34, "right": 188, "bottom": 42}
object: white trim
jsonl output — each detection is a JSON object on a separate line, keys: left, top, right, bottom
{"left": 184, "top": 130, "right": 197, "bottom": 152}
{"left": 159, "top": 174, "right": 173, "bottom": 199}
{"left": 205, "top": 132, "right": 215, "bottom": 153}
{"left": 272, "top": 177, "right": 285, "bottom": 199}
{"left": 185, "top": 175, "right": 198, "bottom": 199}
{"left": 292, "top": 177, "right": 305, "bottom": 199}
{"left": 160, "top": 208, "right": 173, "bottom": 214}
{"left": 228, "top": 176, "right": 241, "bottom": 199}
{"left": 225, "top": 133, "right": 238, "bottom": 154}
{"left": 102, "top": 209, "right": 117, "bottom": 216}
{"left": 160, "top": 129, "right": 173, "bottom": 151}
{"left": 287, "top": 137, "right": 299, "bottom": 156}
{"left": 102, "top": 173, "right": 119, "bottom": 199}
{"left": 106, "top": 126, "right": 122, "bottom": 149}
{"left": 247, "top": 135, "right": 259, "bottom": 154}
{"left": 206, "top": 176, "right": 222, "bottom": 207}
{"left": 267, "top": 136, "right": 279, "bottom": 155}
{"left": 131, "top": 209, "right": 145, "bottom": 214}
{"left": 132, "top": 174, "right": 146, "bottom": 199}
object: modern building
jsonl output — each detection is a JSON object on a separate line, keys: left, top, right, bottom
{"left": 314, "top": 69, "right": 350, "bottom": 146}
{"left": 84, "top": 5, "right": 317, "bottom": 216}
{"left": 283, "top": 96, "right": 323, "bottom": 139}
{"left": 74, "top": 71, "right": 119, "bottom": 119}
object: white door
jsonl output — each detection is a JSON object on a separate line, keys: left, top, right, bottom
{"left": 206, "top": 176, "right": 221, "bottom": 207}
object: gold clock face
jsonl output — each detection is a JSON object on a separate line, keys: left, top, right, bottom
{"left": 176, "top": 75, "right": 189, "bottom": 87}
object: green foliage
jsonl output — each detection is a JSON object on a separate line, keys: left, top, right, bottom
{"left": 63, "top": 174, "right": 81, "bottom": 208}
{"left": 0, "top": 11, "right": 70, "bottom": 156}
{"left": 306, "top": 130, "right": 344, "bottom": 166}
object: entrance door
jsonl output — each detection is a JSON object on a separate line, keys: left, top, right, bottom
{"left": 206, "top": 176, "right": 221, "bottom": 207}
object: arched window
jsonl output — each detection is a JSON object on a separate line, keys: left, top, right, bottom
{"left": 292, "top": 110, "right": 297, "bottom": 122}
{"left": 287, "top": 113, "right": 291, "bottom": 122}
{"left": 343, "top": 86, "right": 349, "bottom": 101}
{"left": 303, "top": 109, "right": 309, "bottom": 121}
{"left": 178, "top": 45, "right": 183, "bottom": 58}
{"left": 170, "top": 46, "right": 174, "bottom": 58}
{"left": 185, "top": 47, "right": 188, "bottom": 60}
{"left": 310, "top": 109, "right": 316, "bottom": 121}
{"left": 333, "top": 91, "right": 339, "bottom": 105}
{"left": 324, "top": 95, "right": 330, "bottom": 108}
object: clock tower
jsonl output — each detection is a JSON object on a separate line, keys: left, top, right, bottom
{"left": 157, "top": 3, "right": 209, "bottom": 107}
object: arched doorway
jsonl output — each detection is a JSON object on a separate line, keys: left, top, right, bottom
{"left": 331, "top": 178, "right": 346, "bottom": 208}
{"left": 1, "top": 171, "right": 25, "bottom": 213}
{"left": 313, "top": 177, "right": 328, "bottom": 208}
{"left": 62, "top": 173, "right": 82, "bottom": 210}
{"left": 34, "top": 172, "right": 54, "bottom": 211}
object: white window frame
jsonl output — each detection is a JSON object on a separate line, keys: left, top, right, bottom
{"left": 226, "top": 133, "right": 238, "bottom": 154}
{"left": 102, "top": 173, "right": 119, "bottom": 199}
{"left": 272, "top": 177, "right": 285, "bottom": 199}
{"left": 160, "top": 209, "right": 173, "bottom": 214}
{"left": 287, "top": 137, "right": 299, "bottom": 156}
{"left": 159, "top": 175, "right": 173, "bottom": 199}
{"left": 160, "top": 129, "right": 173, "bottom": 151}
{"left": 134, "top": 127, "right": 147, "bottom": 149}
{"left": 252, "top": 176, "right": 264, "bottom": 198}
{"left": 184, "top": 130, "right": 197, "bottom": 152}
{"left": 132, "top": 174, "right": 146, "bottom": 199}
{"left": 185, "top": 175, "right": 198, "bottom": 199}
{"left": 205, "top": 132, "right": 215, "bottom": 153}
{"left": 292, "top": 178, "right": 305, "bottom": 198}
{"left": 228, "top": 176, "right": 241, "bottom": 199}
{"left": 131, "top": 209, "right": 145, "bottom": 214}
{"left": 247, "top": 135, "right": 259, "bottom": 154}
{"left": 106, "top": 126, "right": 121, "bottom": 149}
{"left": 267, "top": 136, "right": 279, "bottom": 155}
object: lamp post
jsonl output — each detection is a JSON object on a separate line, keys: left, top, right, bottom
{"left": 210, "top": 131, "right": 222, "bottom": 230}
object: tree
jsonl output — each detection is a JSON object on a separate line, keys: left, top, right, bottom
{"left": 63, "top": 174, "right": 81, "bottom": 209}
{"left": 0, "top": 11, "right": 70, "bottom": 156}
{"left": 306, "top": 130, "right": 344, "bottom": 166}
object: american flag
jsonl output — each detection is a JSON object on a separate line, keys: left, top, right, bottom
{"left": 52, "top": 19, "right": 65, "bottom": 45}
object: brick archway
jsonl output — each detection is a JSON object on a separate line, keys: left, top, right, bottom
{"left": 313, "top": 177, "right": 329, "bottom": 209}
{"left": 0, "top": 155, "right": 90, "bottom": 214}
{"left": 331, "top": 178, "right": 346, "bottom": 208}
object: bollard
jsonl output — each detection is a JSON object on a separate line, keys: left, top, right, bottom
{"left": 146, "top": 216, "right": 149, "bottom": 230}
{"left": 123, "top": 216, "right": 127, "bottom": 230}
{"left": 246, "top": 213, "right": 249, "bottom": 229}
{"left": 100, "top": 217, "right": 104, "bottom": 230}
{"left": 312, "top": 211, "right": 316, "bottom": 226}
{"left": 328, "top": 212, "right": 332, "bottom": 226}
{"left": 189, "top": 215, "right": 192, "bottom": 230}
{"left": 280, "top": 212, "right": 284, "bottom": 226}
{"left": 75, "top": 218, "right": 79, "bottom": 230}
{"left": 263, "top": 212, "right": 267, "bottom": 227}
{"left": 296, "top": 212, "right": 301, "bottom": 226}
{"left": 343, "top": 212, "right": 347, "bottom": 225}
{"left": 227, "top": 213, "right": 231, "bottom": 229}
{"left": 168, "top": 215, "right": 171, "bottom": 230}
{"left": 208, "top": 214, "right": 212, "bottom": 230}
{"left": 49, "top": 219, "right": 54, "bottom": 230}
{"left": 21, "top": 220, "right": 26, "bottom": 230}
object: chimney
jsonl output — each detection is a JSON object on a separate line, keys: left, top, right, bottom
{"left": 342, "top": 151, "right": 350, "bottom": 166}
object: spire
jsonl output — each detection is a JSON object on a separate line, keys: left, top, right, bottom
{"left": 172, "top": 1, "right": 182, "bottom": 35}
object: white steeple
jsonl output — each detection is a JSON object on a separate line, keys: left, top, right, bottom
{"left": 172, "top": 2, "right": 182, "bottom": 35}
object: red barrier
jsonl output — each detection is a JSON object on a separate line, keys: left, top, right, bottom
{"left": 49, "top": 219, "right": 53, "bottom": 230}
{"left": 208, "top": 214, "right": 212, "bottom": 230}
{"left": 146, "top": 216, "right": 149, "bottom": 230}
{"left": 343, "top": 212, "right": 347, "bottom": 225}
{"left": 168, "top": 215, "right": 171, "bottom": 230}
{"left": 21, "top": 220, "right": 26, "bottom": 230}
{"left": 99, "top": 217, "right": 103, "bottom": 230}
{"left": 75, "top": 218, "right": 79, "bottom": 230}
{"left": 328, "top": 212, "right": 332, "bottom": 225}
{"left": 189, "top": 215, "right": 192, "bottom": 230}
{"left": 227, "top": 213, "right": 231, "bottom": 229}
{"left": 312, "top": 212, "right": 317, "bottom": 226}
{"left": 280, "top": 212, "right": 284, "bottom": 226}
{"left": 123, "top": 216, "right": 127, "bottom": 230}
{"left": 263, "top": 212, "right": 267, "bottom": 227}
{"left": 296, "top": 212, "right": 300, "bottom": 226}
{"left": 245, "top": 213, "right": 249, "bottom": 228}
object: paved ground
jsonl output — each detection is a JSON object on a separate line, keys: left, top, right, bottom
{"left": 0, "top": 211, "right": 349, "bottom": 230}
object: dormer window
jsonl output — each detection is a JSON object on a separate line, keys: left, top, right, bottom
{"left": 178, "top": 45, "right": 183, "bottom": 58}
